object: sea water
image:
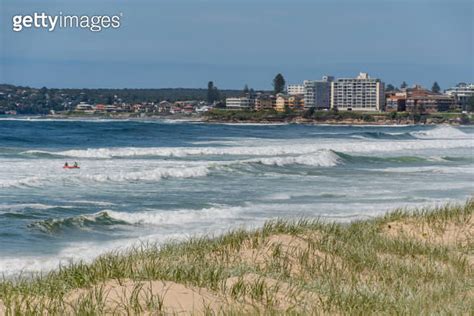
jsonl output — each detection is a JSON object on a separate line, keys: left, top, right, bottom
{"left": 0, "top": 118, "right": 473, "bottom": 276}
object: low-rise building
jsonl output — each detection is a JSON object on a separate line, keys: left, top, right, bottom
{"left": 183, "top": 104, "right": 195, "bottom": 114}
{"left": 226, "top": 97, "right": 253, "bottom": 109}
{"left": 275, "top": 94, "right": 304, "bottom": 112}
{"left": 385, "top": 92, "right": 407, "bottom": 112}
{"left": 288, "top": 95, "right": 304, "bottom": 110}
{"left": 94, "top": 104, "right": 107, "bottom": 112}
{"left": 275, "top": 95, "right": 289, "bottom": 112}
{"left": 75, "top": 102, "right": 94, "bottom": 112}
{"left": 196, "top": 105, "right": 211, "bottom": 113}
{"left": 158, "top": 101, "right": 172, "bottom": 113}
{"left": 254, "top": 95, "right": 275, "bottom": 111}
{"left": 405, "top": 85, "right": 455, "bottom": 113}
{"left": 105, "top": 104, "right": 120, "bottom": 112}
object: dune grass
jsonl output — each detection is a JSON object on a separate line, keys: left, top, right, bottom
{"left": 0, "top": 199, "right": 472, "bottom": 314}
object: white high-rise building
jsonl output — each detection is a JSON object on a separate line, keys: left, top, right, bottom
{"left": 287, "top": 84, "right": 305, "bottom": 95}
{"left": 330, "top": 72, "right": 384, "bottom": 111}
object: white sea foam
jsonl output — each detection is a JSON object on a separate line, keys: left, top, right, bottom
{"left": 68, "top": 200, "right": 117, "bottom": 206}
{"left": 250, "top": 150, "right": 341, "bottom": 167}
{"left": 0, "top": 176, "right": 44, "bottom": 188}
{"left": 103, "top": 205, "right": 243, "bottom": 226}
{"left": 377, "top": 165, "right": 474, "bottom": 174}
{"left": 0, "top": 203, "right": 65, "bottom": 212}
{"left": 84, "top": 166, "right": 210, "bottom": 183}
{"left": 411, "top": 126, "right": 469, "bottom": 139}
{"left": 22, "top": 137, "right": 474, "bottom": 159}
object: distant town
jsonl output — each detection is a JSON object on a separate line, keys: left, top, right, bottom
{"left": 1, "top": 73, "right": 473, "bottom": 123}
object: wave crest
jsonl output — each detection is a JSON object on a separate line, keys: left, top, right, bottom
{"left": 22, "top": 135, "right": 472, "bottom": 160}
{"left": 85, "top": 166, "right": 210, "bottom": 183}
{"left": 250, "top": 150, "right": 342, "bottom": 167}
{"left": 28, "top": 211, "right": 129, "bottom": 233}
{"left": 411, "top": 126, "right": 468, "bottom": 139}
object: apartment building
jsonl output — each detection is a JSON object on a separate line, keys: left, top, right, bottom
{"left": 385, "top": 92, "right": 407, "bottom": 112}
{"left": 406, "top": 85, "right": 454, "bottom": 113}
{"left": 304, "top": 76, "right": 334, "bottom": 109}
{"left": 254, "top": 95, "right": 275, "bottom": 111}
{"left": 330, "top": 72, "right": 384, "bottom": 111}
{"left": 445, "top": 83, "right": 474, "bottom": 110}
{"left": 287, "top": 84, "right": 305, "bottom": 95}
{"left": 226, "top": 97, "right": 253, "bottom": 109}
{"left": 275, "top": 94, "right": 304, "bottom": 112}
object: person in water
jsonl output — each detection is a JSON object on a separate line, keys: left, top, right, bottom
{"left": 73, "top": 162, "right": 78, "bottom": 167}
{"left": 64, "top": 162, "right": 69, "bottom": 167}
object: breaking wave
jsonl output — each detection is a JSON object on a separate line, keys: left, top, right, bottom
{"left": 85, "top": 166, "right": 210, "bottom": 183}
{"left": 28, "top": 212, "right": 130, "bottom": 233}
{"left": 411, "top": 126, "right": 469, "bottom": 139}
{"left": 0, "top": 176, "right": 44, "bottom": 189}
{"left": 21, "top": 137, "right": 473, "bottom": 159}
{"left": 248, "top": 149, "right": 342, "bottom": 167}
{"left": 29, "top": 205, "right": 245, "bottom": 234}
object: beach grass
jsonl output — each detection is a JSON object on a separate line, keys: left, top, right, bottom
{"left": 0, "top": 199, "right": 472, "bottom": 315}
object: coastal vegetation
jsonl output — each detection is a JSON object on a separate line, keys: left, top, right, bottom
{"left": 204, "top": 108, "right": 473, "bottom": 125}
{"left": 0, "top": 200, "right": 472, "bottom": 314}
{"left": 0, "top": 84, "right": 244, "bottom": 115}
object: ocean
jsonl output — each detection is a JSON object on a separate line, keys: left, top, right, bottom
{"left": 0, "top": 118, "right": 473, "bottom": 276}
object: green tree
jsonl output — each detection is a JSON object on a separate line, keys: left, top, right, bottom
{"left": 243, "top": 84, "right": 249, "bottom": 95}
{"left": 386, "top": 84, "right": 395, "bottom": 91}
{"left": 400, "top": 81, "right": 408, "bottom": 89}
{"left": 106, "top": 95, "right": 113, "bottom": 105}
{"left": 432, "top": 81, "right": 441, "bottom": 93}
{"left": 249, "top": 88, "right": 255, "bottom": 98}
{"left": 273, "top": 73, "right": 286, "bottom": 95}
{"left": 207, "top": 81, "right": 215, "bottom": 104}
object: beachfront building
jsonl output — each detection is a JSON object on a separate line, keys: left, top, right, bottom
{"left": 304, "top": 76, "right": 334, "bottom": 109}
{"left": 287, "top": 84, "right": 305, "bottom": 95}
{"left": 75, "top": 102, "right": 94, "bottom": 112}
{"left": 385, "top": 92, "right": 407, "bottom": 112}
{"left": 405, "top": 85, "right": 454, "bottom": 113}
{"left": 226, "top": 97, "right": 253, "bottom": 109}
{"left": 330, "top": 72, "right": 384, "bottom": 111}
{"left": 275, "top": 94, "right": 304, "bottom": 112}
{"left": 289, "top": 95, "right": 304, "bottom": 110}
{"left": 94, "top": 104, "right": 107, "bottom": 112}
{"left": 158, "top": 101, "right": 172, "bottom": 113}
{"left": 254, "top": 94, "right": 275, "bottom": 111}
{"left": 275, "top": 95, "right": 289, "bottom": 112}
{"left": 445, "top": 83, "right": 474, "bottom": 110}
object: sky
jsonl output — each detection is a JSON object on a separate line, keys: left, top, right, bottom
{"left": 1, "top": 0, "right": 473, "bottom": 90}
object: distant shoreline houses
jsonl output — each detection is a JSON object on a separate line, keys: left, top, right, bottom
{"left": 72, "top": 100, "right": 211, "bottom": 115}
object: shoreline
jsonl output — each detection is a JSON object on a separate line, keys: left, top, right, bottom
{"left": 1, "top": 113, "right": 472, "bottom": 126}
{"left": 1, "top": 200, "right": 472, "bottom": 314}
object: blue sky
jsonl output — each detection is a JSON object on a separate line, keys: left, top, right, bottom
{"left": 1, "top": 0, "right": 473, "bottom": 90}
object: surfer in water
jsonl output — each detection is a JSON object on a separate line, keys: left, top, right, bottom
{"left": 64, "top": 162, "right": 69, "bottom": 167}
